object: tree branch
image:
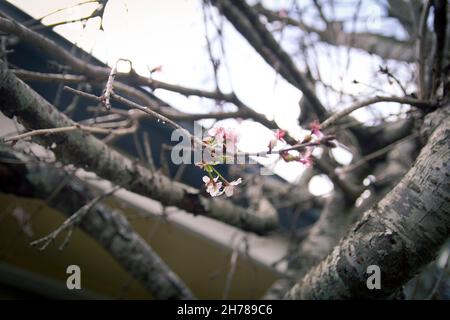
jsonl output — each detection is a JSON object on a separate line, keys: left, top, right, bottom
{"left": 0, "top": 144, "right": 195, "bottom": 299}
{"left": 320, "top": 96, "right": 433, "bottom": 130}
{"left": 211, "top": 0, "right": 329, "bottom": 120}
{"left": 30, "top": 186, "right": 120, "bottom": 251}
{"left": 2, "top": 122, "right": 137, "bottom": 142}
{"left": 0, "top": 17, "right": 232, "bottom": 101}
{"left": 286, "top": 105, "right": 450, "bottom": 299}
{"left": 253, "top": 3, "right": 416, "bottom": 63}
{"left": 0, "top": 60, "right": 278, "bottom": 234}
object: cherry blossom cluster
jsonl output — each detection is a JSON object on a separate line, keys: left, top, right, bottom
{"left": 198, "top": 121, "right": 335, "bottom": 197}
{"left": 196, "top": 126, "right": 242, "bottom": 197}
{"left": 269, "top": 121, "right": 335, "bottom": 167}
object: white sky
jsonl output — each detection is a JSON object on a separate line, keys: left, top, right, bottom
{"left": 6, "top": 0, "right": 413, "bottom": 195}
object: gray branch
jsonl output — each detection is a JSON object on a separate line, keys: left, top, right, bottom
{"left": 0, "top": 144, "right": 195, "bottom": 300}
{"left": 253, "top": 3, "right": 416, "bottom": 63}
{"left": 0, "top": 60, "right": 278, "bottom": 234}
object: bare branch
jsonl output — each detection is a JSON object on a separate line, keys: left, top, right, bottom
{"left": 0, "top": 65, "right": 278, "bottom": 234}
{"left": 320, "top": 96, "right": 433, "bottom": 130}
{"left": 417, "top": 0, "right": 432, "bottom": 99}
{"left": 30, "top": 186, "right": 120, "bottom": 250}
{"left": 211, "top": 0, "right": 329, "bottom": 120}
{"left": 0, "top": 144, "right": 194, "bottom": 299}
{"left": 101, "top": 59, "right": 119, "bottom": 110}
{"left": 253, "top": 3, "right": 416, "bottom": 63}
{"left": 2, "top": 122, "right": 137, "bottom": 143}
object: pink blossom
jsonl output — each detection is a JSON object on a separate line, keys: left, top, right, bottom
{"left": 310, "top": 120, "right": 323, "bottom": 139}
{"left": 298, "top": 147, "right": 313, "bottom": 167}
{"left": 208, "top": 126, "right": 226, "bottom": 141}
{"left": 268, "top": 129, "right": 286, "bottom": 152}
{"left": 225, "top": 128, "right": 239, "bottom": 144}
{"left": 298, "top": 155, "right": 313, "bottom": 167}
{"left": 224, "top": 128, "right": 239, "bottom": 153}
{"left": 202, "top": 176, "right": 223, "bottom": 197}
{"left": 208, "top": 126, "right": 237, "bottom": 142}
{"left": 275, "top": 129, "right": 286, "bottom": 141}
{"left": 208, "top": 126, "right": 239, "bottom": 152}
{"left": 223, "top": 178, "right": 243, "bottom": 197}
{"left": 278, "top": 9, "right": 288, "bottom": 18}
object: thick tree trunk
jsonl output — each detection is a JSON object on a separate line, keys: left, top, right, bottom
{"left": 286, "top": 106, "right": 450, "bottom": 299}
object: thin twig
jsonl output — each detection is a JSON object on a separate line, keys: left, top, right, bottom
{"left": 25, "top": 0, "right": 98, "bottom": 25}
{"left": 222, "top": 240, "right": 241, "bottom": 300}
{"left": 30, "top": 186, "right": 120, "bottom": 251}
{"left": 320, "top": 96, "right": 433, "bottom": 130}
{"left": 379, "top": 66, "right": 408, "bottom": 96}
{"left": 337, "top": 132, "right": 419, "bottom": 175}
{"left": 142, "top": 131, "right": 156, "bottom": 172}
{"left": 3, "top": 122, "right": 137, "bottom": 142}
{"left": 102, "top": 59, "right": 121, "bottom": 110}
{"left": 64, "top": 85, "right": 197, "bottom": 143}
{"left": 417, "top": 0, "right": 432, "bottom": 99}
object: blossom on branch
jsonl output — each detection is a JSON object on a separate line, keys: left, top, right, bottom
{"left": 223, "top": 178, "right": 242, "bottom": 197}
{"left": 208, "top": 126, "right": 239, "bottom": 153}
{"left": 310, "top": 120, "right": 323, "bottom": 139}
{"left": 298, "top": 148, "right": 313, "bottom": 167}
{"left": 202, "top": 176, "right": 223, "bottom": 197}
{"left": 268, "top": 129, "right": 286, "bottom": 152}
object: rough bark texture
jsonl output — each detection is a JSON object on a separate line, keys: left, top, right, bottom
{"left": 286, "top": 105, "right": 450, "bottom": 299}
{"left": 0, "top": 61, "right": 278, "bottom": 234}
{"left": 0, "top": 144, "right": 194, "bottom": 300}
{"left": 264, "top": 134, "right": 420, "bottom": 299}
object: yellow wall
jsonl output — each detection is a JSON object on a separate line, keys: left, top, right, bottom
{"left": 0, "top": 193, "right": 278, "bottom": 299}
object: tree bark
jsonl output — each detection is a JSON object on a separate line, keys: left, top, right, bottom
{"left": 286, "top": 105, "right": 450, "bottom": 299}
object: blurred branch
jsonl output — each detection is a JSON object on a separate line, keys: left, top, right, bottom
{"left": 2, "top": 17, "right": 358, "bottom": 197}
{"left": 12, "top": 69, "right": 247, "bottom": 121}
{"left": 0, "top": 17, "right": 234, "bottom": 101}
{"left": 417, "top": 0, "right": 432, "bottom": 99}
{"left": 0, "top": 63, "right": 278, "bottom": 234}
{"left": 0, "top": 144, "right": 194, "bottom": 299}
{"left": 211, "top": 0, "right": 329, "bottom": 121}
{"left": 253, "top": 3, "right": 416, "bottom": 63}
{"left": 30, "top": 186, "right": 120, "bottom": 250}
{"left": 2, "top": 122, "right": 137, "bottom": 143}
{"left": 338, "top": 132, "right": 419, "bottom": 175}
{"left": 431, "top": 0, "right": 448, "bottom": 97}
{"left": 320, "top": 96, "right": 433, "bottom": 130}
